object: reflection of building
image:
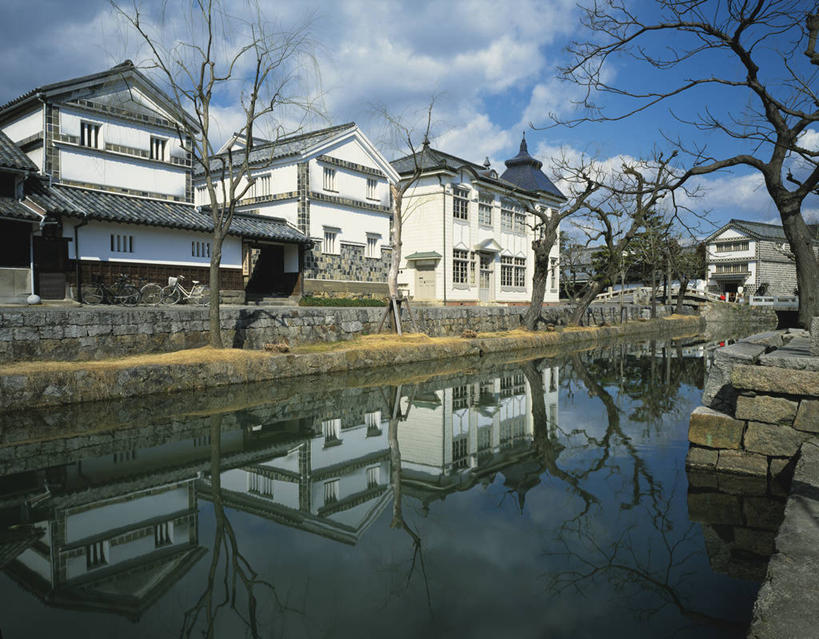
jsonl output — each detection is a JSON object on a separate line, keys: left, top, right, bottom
{"left": 399, "top": 366, "right": 560, "bottom": 499}
{"left": 200, "top": 410, "right": 393, "bottom": 545}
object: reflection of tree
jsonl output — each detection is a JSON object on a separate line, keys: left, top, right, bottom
{"left": 383, "top": 384, "right": 432, "bottom": 610}
{"left": 537, "top": 351, "right": 745, "bottom": 634}
{"left": 181, "top": 415, "right": 295, "bottom": 638}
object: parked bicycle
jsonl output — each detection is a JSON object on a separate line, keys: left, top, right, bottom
{"left": 139, "top": 282, "right": 163, "bottom": 305}
{"left": 161, "top": 275, "right": 209, "bottom": 305}
{"left": 82, "top": 273, "right": 140, "bottom": 305}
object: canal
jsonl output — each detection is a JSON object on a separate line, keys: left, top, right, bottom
{"left": 0, "top": 335, "right": 778, "bottom": 638}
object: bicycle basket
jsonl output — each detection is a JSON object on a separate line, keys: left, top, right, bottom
{"left": 168, "top": 276, "right": 178, "bottom": 287}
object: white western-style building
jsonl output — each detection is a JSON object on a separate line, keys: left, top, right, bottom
{"left": 391, "top": 136, "right": 566, "bottom": 305}
{"left": 195, "top": 123, "right": 399, "bottom": 299}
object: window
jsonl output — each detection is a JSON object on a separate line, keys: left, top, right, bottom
{"left": 452, "top": 436, "right": 469, "bottom": 469}
{"left": 154, "top": 522, "right": 173, "bottom": 547}
{"left": 113, "top": 450, "right": 136, "bottom": 463}
{"left": 80, "top": 121, "right": 100, "bottom": 148}
{"left": 501, "top": 256, "right": 514, "bottom": 286}
{"left": 366, "top": 178, "right": 377, "bottom": 200}
{"left": 478, "top": 194, "right": 493, "bottom": 226}
{"left": 452, "top": 385, "right": 469, "bottom": 410}
{"left": 323, "top": 167, "right": 336, "bottom": 191}
{"left": 110, "top": 234, "right": 134, "bottom": 254}
{"left": 248, "top": 472, "right": 274, "bottom": 498}
{"left": 514, "top": 257, "right": 526, "bottom": 287}
{"left": 514, "top": 212, "right": 527, "bottom": 234}
{"left": 323, "top": 230, "right": 337, "bottom": 254}
{"left": 364, "top": 410, "right": 382, "bottom": 436}
{"left": 715, "top": 263, "right": 748, "bottom": 273}
{"left": 367, "top": 466, "right": 380, "bottom": 489}
{"left": 256, "top": 174, "right": 271, "bottom": 197}
{"left": 150, "top": 136, "right": 166, "bottom": 161}
{"left": 192, "top": 240, "right": 211, "bottom": 258}
{"left": 501, "top": 206, "right": 513, "bottom": 232}
{"left": 715, "top": 241, "right": 749, "bottom": 253}
{"left": 453, "top": 187, "right": 469, "bottom": 220}
{"left": 324, "top": 479, "right": 340, "bottom": 504}
{"left": 322, "top": 418, "right": 341, "bottom": 444}
{"left": 86, "top": 541, "right": 107, "bottom": 569}
{"left": 453, "top": 249, "right": 469, "bottom": 284}
{"left": 196, "top": 185, "right": 207, "bottom": 203}
{"left": 366, "top": 236, "right": 378, "bottom": 258}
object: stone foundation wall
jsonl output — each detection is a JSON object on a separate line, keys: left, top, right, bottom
{"left": 686, "top": 330, "right": 819, "bottom": 481}
{"left": 303, "top": 243, "right": 391, "bottom": 294}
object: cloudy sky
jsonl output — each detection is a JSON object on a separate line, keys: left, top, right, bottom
{"left": 1, "top": 0, "right": 816, "bottom": 235}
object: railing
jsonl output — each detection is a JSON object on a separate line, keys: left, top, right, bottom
{"left": 592, "top": 285, "right": 720, "bottom": 304}
{"left": 749, "top": 295, "right": 799, "bottom": 310}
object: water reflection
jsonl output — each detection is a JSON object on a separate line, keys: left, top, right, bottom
{"left": 0, "top": 337, "right": 763, "bottom": 637}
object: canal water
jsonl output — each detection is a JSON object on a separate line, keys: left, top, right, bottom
{"left": 0, "top": 337, "right": 776, "bottom": 638}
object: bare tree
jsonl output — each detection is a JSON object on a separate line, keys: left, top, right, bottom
{"left": 558, "top": 0, "right": 819, "bottom": 327}
{"left": 114, "top": 0, "right": 318, "bottom": 347}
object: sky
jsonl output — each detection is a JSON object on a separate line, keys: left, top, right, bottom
{"left": 0, "top": 0, "right": 816, "bottom": 238}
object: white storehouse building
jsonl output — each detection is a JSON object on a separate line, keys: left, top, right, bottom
{"left": 196, "top": 123, "right": 399, "bottom": 299}
{"left": 391, "top": 136, "right": 566, "bottom": 305}
{"left": 704, "top": 219, "right": 819, "bottom": 299}
{"left": 0, "top": 61, "right": 310, "bottom": 302}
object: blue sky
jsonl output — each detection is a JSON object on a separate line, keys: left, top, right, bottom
{"left": 0, "top": 0, "right": 815, "bottom": 236}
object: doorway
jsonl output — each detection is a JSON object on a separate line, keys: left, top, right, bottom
{"left": 414, "top": 263, "right": 436, "bottom": 300}
{"left": 33, "top": 236, "right": 69, "bottom": 299}
{"left": 479, "top": 254, "right": 493, "bottom": 302}
{"left": 246, "top": 243, "right": 297, "bottom": 295}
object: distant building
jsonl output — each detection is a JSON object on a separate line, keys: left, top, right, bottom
{"left": 704, "top": 219, "right": 819, "bottom": 298}
{"left": 391, "top": 136, "right": 565, "bottom": 305}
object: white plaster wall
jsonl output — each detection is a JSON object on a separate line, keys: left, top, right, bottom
{"left": 60, "top": 146, "right": 187, "bottom": 198}
{"left": 64, "top": 486, "right": 189, "bottom": 544}
{"left": 706, "top": 238, "right": 755, "bottom": 261}
{"left": 67, "top": 219, "right": 242, "bottom": 269}
{"left": 308, "top": 158, "right": 390, "bottom": 210}
{"left": 26, "top": 147, "right": 43, "bottom": 170}
{"left": 1, "top": 108, "right": 42, "bottom": 144}
{"left": 320, "top": 137, "right": 382, "bottom": 170}
{"left": 309, "top": 201, "right": 390, "bottom": 249}
{"left": 399, "top": 180, "right": 445, "bottom": 298}
{"left": 17, "top": 548, "right": 52, "bottom": 583}
{"left": 309, "top": 423, "right": 389, "bottom": 470}
{"left": 244, "top": 200, "right": 299, "bottom": 227}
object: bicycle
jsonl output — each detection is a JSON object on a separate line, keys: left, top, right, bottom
{"left": 139, "top": 281, "right": 163, "bottom": 305}
{"left": 161, "top": 275, "right": 209, "bottom": 305}
{"left": 82, "top": 273, "right": 140, "bottom": 305}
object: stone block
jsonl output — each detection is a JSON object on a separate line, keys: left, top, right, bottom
{"left": 702, "top": 342, "right": 767, "bottom": 412}
{"left": 688, "top": 406, "right": 744, "bottom": 449}
{"left": 744, "top": 421, "right": 808, "bottom": 457}
{"left": 735, "top": 394, "right": 798, "bottom": 425}
{"left": 811, "top": 316, "right": 819, "bottom": 356}
{"left": 793, "top": 399, "right": 819, "bottom": 433}
{"left": 734, "top": 527, "right": 776, "bottom": 556}
{"left": 687, "top": 491, "right": 742, "bottom": 525}
{"left": 717, "top": 450, "right": 768, "bottom": 477}
{"left": 743, "top": 496, "right": 786, "bottom": 532}
{"left": 685, "top": 445, "right": 718, "bottom": 469}
{"left": 731, "top": 364, "right": 819, "bottom": 397}
{"left": 686, "top": 469, "right": 720, "bottom": 489}
{"left": 717, "top": 473, "right": 768, "bottom": 496}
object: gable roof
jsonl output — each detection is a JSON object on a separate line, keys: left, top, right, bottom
{"left": 202, "top": 123, "right": 357, "bottom": 175}
{"left": 706, "top": 218, "right": 819, "bottom": 243}
{"left": 0, "top": 130, "right": 37, "bottom": 172}
{"left": 0, "top": 61, "right": 199, "bottom": 131}
{"left": 26, "top": 183, "right": 310, "bottom": 244}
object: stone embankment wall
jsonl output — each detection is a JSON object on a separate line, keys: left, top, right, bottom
{"left": 0, "top": 303, "right": 668, "bottom": 364}
{"left": 700, "top": 302, "right": 778, "bottom": 328}
{"left": 685, "top": 326, "right": 819, "bottom": 639}
{"left": 0, "top": 315, "right": 704, "bottom": 411}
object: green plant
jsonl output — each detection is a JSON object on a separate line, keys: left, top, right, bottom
{"left": 298, "top": 296, "right": 387, "bottom": 307}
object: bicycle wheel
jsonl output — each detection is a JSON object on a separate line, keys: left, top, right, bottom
{"left": 161, "top": 285, "right": 181, "bottom": 305}
{"left": 194, "top": 285, "right": 210, "bottom": 305}
{"left": 140, "top": 283, "right": 162, "bottom": 306}
{"left": 82, "top": 282, "right": 104, "bottom": 305}
{"left": 115, "top": 284, "right": 140, "bottom": 306}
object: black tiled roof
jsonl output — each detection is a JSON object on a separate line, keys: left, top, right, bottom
{"left": 27, "top": 184, "right": 310, "bottom": 244}
{"left": 199, "top": 123, "right": 356, "bottom": 176}
{"left": 0, "top": 130, "right": 37, "bottom": 172}
{"left": 0, "top": 197, "right": 39, "bottom": 221}
{"left": 500, "top": 135, "right": 565, "bottom": 200}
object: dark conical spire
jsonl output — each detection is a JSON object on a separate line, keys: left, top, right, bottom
{"left": 519, "top": 131, "right": 528, "bottom": 154}
{"left": 500, "top": 132, "right": 566, "bottom": 200}
{"left": 504, "top": 132, "right": 542, "bottom": 170}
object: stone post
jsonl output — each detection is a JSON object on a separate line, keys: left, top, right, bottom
{"left": 811, "top": 316, "right": 819, "bottom": 356}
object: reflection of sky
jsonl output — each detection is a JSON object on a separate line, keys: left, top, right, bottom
{"left": 0, "top": 352, "right": 757, "bottom": 639}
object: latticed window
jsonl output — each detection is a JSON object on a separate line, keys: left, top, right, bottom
{"left": 453, "top": 187, "right": 469, "bottom": 220}
{"left": 154, "top": 521, "right": 173, "bottom": 547}
{"left": 501, "top": 206, "right": 514, "bottom": 231}
{"left": 453, "top": 249, "right": 469, "bottom": 284}
{"left": 715, "top": 241, "right": 749, "bottom": 253}
{"left": 514, "top": 212, "right": 527, "bottom": 234}
{"left": 366, "top": 178, "right": 377, "bottom": 199}
{"left": 452, "top": 436, "right": 469, "bottom": 469}
{"left": 324, "top": 479, "right": 339, "bottom": 504}
{"left": 367, "top": 466, "right": 380, "bottom": 488}
{"left": 478, "top": 194, "right": 493, "bottom": 226}
{"left": 323, "top": 167, "right": 336, "bottom": 191}
{"left": 514, "top": 257, "right": 526, "bottom": 287}
{"left": 452, "top": 385, "right": 469, "bottom": 410}
{"left": 322, "top": 418, "right": 341, "bottom": 443}
{"left": 150, "top": 136, "right": 166, "bottom": 161}
{"left": 323, "top": 230, "right": 337, "bottom": 254}
{"left": 86, "top": 541, "right": 107, "bottom": 569}
{"left": 80, "top": 121, "right": 100, "bottom": 148}
{"left": 715, "top": 263, "right": 748, "bottom": 273}
{"left": 500, "top": 256, "right": 514, "bottom": 286}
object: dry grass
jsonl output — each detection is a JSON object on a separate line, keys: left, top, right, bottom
{"left": 0, "top": 346, "right": 274, "bottom": 376}
{"left": 291, "top": 332, "right": 463, "bottom": 354}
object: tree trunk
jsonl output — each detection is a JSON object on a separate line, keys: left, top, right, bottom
{"left": 523, "top": 228, "right": 556, "bottom": 330}
{"left": 674, "top": 276, "right": 689, "bottom": 315}
{"left": 388, "top": 186, "right": 402, "bottom": 299}
{"left": 650, "top": 266, "right": 657, "bottom": 319}
{"left": 208, "top": 233, "right": 224, "bottom": 348}
{"left": 779, "top": 202, "right": 819, "bottom": 327}
{"left": 569, "top": 280, "right": 603, "bottom": 325}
